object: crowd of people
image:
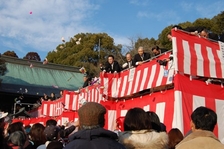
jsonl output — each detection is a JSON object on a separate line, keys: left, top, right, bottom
{"left": 2, "top": 25, "right": 223, "bottom": 148}
{"left": 0, "top": 103, "right": 223, "bottom": 149}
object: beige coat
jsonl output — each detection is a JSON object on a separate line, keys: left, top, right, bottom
{"left": 176, "top": 130, "right": 224, "bottom": 149}
{"left": 118, "top": 130, "right": 168, "bottom": 149}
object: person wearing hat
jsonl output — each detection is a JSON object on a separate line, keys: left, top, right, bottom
{"left": 65, "top": 102, "right": 125, "bottom": 149}
{"left": 37, "top": 125, "right": 62, "bottom": 149}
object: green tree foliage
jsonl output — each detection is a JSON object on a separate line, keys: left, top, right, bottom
{"left": 3, "top": 51, "right": 18, "bottom": 58}
{"left": 192, "top": 18, "right": 213, "bottom": 31}
{"left": 211, "top": 11, "right": 224, "bottom": 34}
{"left": 134, "top": 37, "right": 158, "bottom": 56}
{"left": 47, "top": 33, "right": 124, "bottom": 76}
{"left": 23, "top": 52, "right": 41, "bottom": 61}
{"left": 158, "top": 25, "right": 173, "bottom": 50}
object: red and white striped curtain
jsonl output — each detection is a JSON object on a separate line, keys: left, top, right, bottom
{"left": 100, "top": 52, "right": 175, "bottom": 98}
{"left": 172, "top": 29, "right": 224, "bottom": 79}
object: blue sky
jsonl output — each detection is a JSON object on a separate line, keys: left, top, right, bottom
{"left": 0, "top": 0, "right": 224, "bottom": 60}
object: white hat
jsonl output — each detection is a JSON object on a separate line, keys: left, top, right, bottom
{"left": 0, "top": 112, "right": 8, "bottom": 119}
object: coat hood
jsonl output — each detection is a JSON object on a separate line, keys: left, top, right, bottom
{"left": 118, "top": 130, "right": 168, "bottom": 149}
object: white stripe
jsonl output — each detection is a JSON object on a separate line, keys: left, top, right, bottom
{"left": 65, "top": 94, "right": 70, "bottom": 109}
{"left": 103, "top": 78, "right": 109, "bottom": 95}
{"left": 155, "top": 102, "right": 166, "bottom": 123}
{"left": 116, "top": 78, "right": 122, "bottom": 97}
{"left": 107, "top": 110, "right": 116, "bottom": 131}
{"left": 156, "top": 66, "right": 164, "bottom": 86}
{"left": 172, "top": 37, "right": 179, "bottom": 71}
{"left": 56, "top": 102, "right": 58, "bottom": 116}
{"left": 43, "top": 104, "right": 47, "bottom": 115}
{"left": 49, "top": 104, "right": 54, "bottom": 116}
{"left": 127, "top": 77, "right": 133, "bottom": 96}
{"left": 95, "top": 88, "right": 98, "bottom": 103}
{"left": 147, "top": 64, "right": 157, "bottom": 88}
{"left": 172, "top": 91, "right": 184, "bottom": 133}
{"left": 193, "top": 95, "right": 205, "bottom": 111}
{"left": 166, "top": 60, "right": 175, "bottom": 84}
{"left": 57, "top": 120, "right": 61, "bottom": 126}
{"left": 120, "top": 75, "right": 128, "bottom": 97}
{"left": 91, "top": 89, "right": 94, "bottom": 102}
{"left": 206, "top": 46, "right": 217, "bottom": 77}
{"left": 143, "top": 105, "right": 150, "bottom": 112}
{"left": 72, "top": 94, "right": 78, "bottom": 110}
{"left": 133, "top": 70, "right": 141, "bottom": 93}
{"left": 183, "top": 40, "right": 191, "bottom": 74}
{"left": 120, "top": 110, "right": 128, "bottom": 117}
{"left": 215, "top": 99, "right": 224, "bottom": 144}
{"left": 111, "top": 78, "right": 118, "bottom": 97}
{"left": 194, "top": 44, "right": 204, "bottom": 76}
{"left": 98, "top": 88, "right": 101, "bottom": 103}
{"left": 216, "top": 50, "right": 224, "bottom": 78}
{"left": 140, "top": 67, "right": 148, "bottom": 91}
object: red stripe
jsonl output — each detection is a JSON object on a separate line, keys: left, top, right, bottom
{"left": 173, "top": 31, "right": 185, "bottom": 73}
{"left": 163, "top": 90, "right": 175, "bottom": 131}
{"left": 210, "top": 43, "right": 222, "bottom": 78}
{"left": 182, "top": 92, "right": 193, "bottom": 135}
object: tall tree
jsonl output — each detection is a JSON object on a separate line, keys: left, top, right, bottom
{"left": 158, "top": 25, "right": 173, "bottom": 50}
{"left": 211, "top": 11, "right": 224, "bottom": 34}
{"left": 134, "top": 37, "right": 158, "bottom": 56}
{"left": 23, "top": 52, "right": 41, "bottom": 61}
{"left": 47, "top": 33, "right": 124, "bottom": 76}
{"left": 3, "top": 51, "right": 18, "bottom": 58}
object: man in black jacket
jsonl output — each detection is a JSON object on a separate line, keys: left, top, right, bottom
{"left": 133, "top": 46, "right": 151, "bottom": 66}
{"left": 101, "top": 55, "right": 121, "bottom": 73}
{"left": 65, "top": 102, "right": 125, "bottom": 149}
{"left": 151, "top": 46, "right": 168, "bottom": 57}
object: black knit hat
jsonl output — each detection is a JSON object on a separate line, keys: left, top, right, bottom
{"left": 44, "top": 125, "right": 60, "bottom": 141}
{"left": 78, "top": 102, "right": 106, "bottom": 128}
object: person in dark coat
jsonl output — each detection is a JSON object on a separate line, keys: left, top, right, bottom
{"left": 65, "top": 102, "right": 125, "bottom": 149}
{"left": 101, "top": 55, "right": 121, "bottom": 73}
{"left": 82, "top": 73, "right": 92, "bottom": 88}
{"left": 133, "top": 46, "right": 151, "bottom": 66}
{"left": 122, "top": 53, "right": 135, "bottom": 70}
{"left": 151, "top": 46, "right": 168, "bottom": 57}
